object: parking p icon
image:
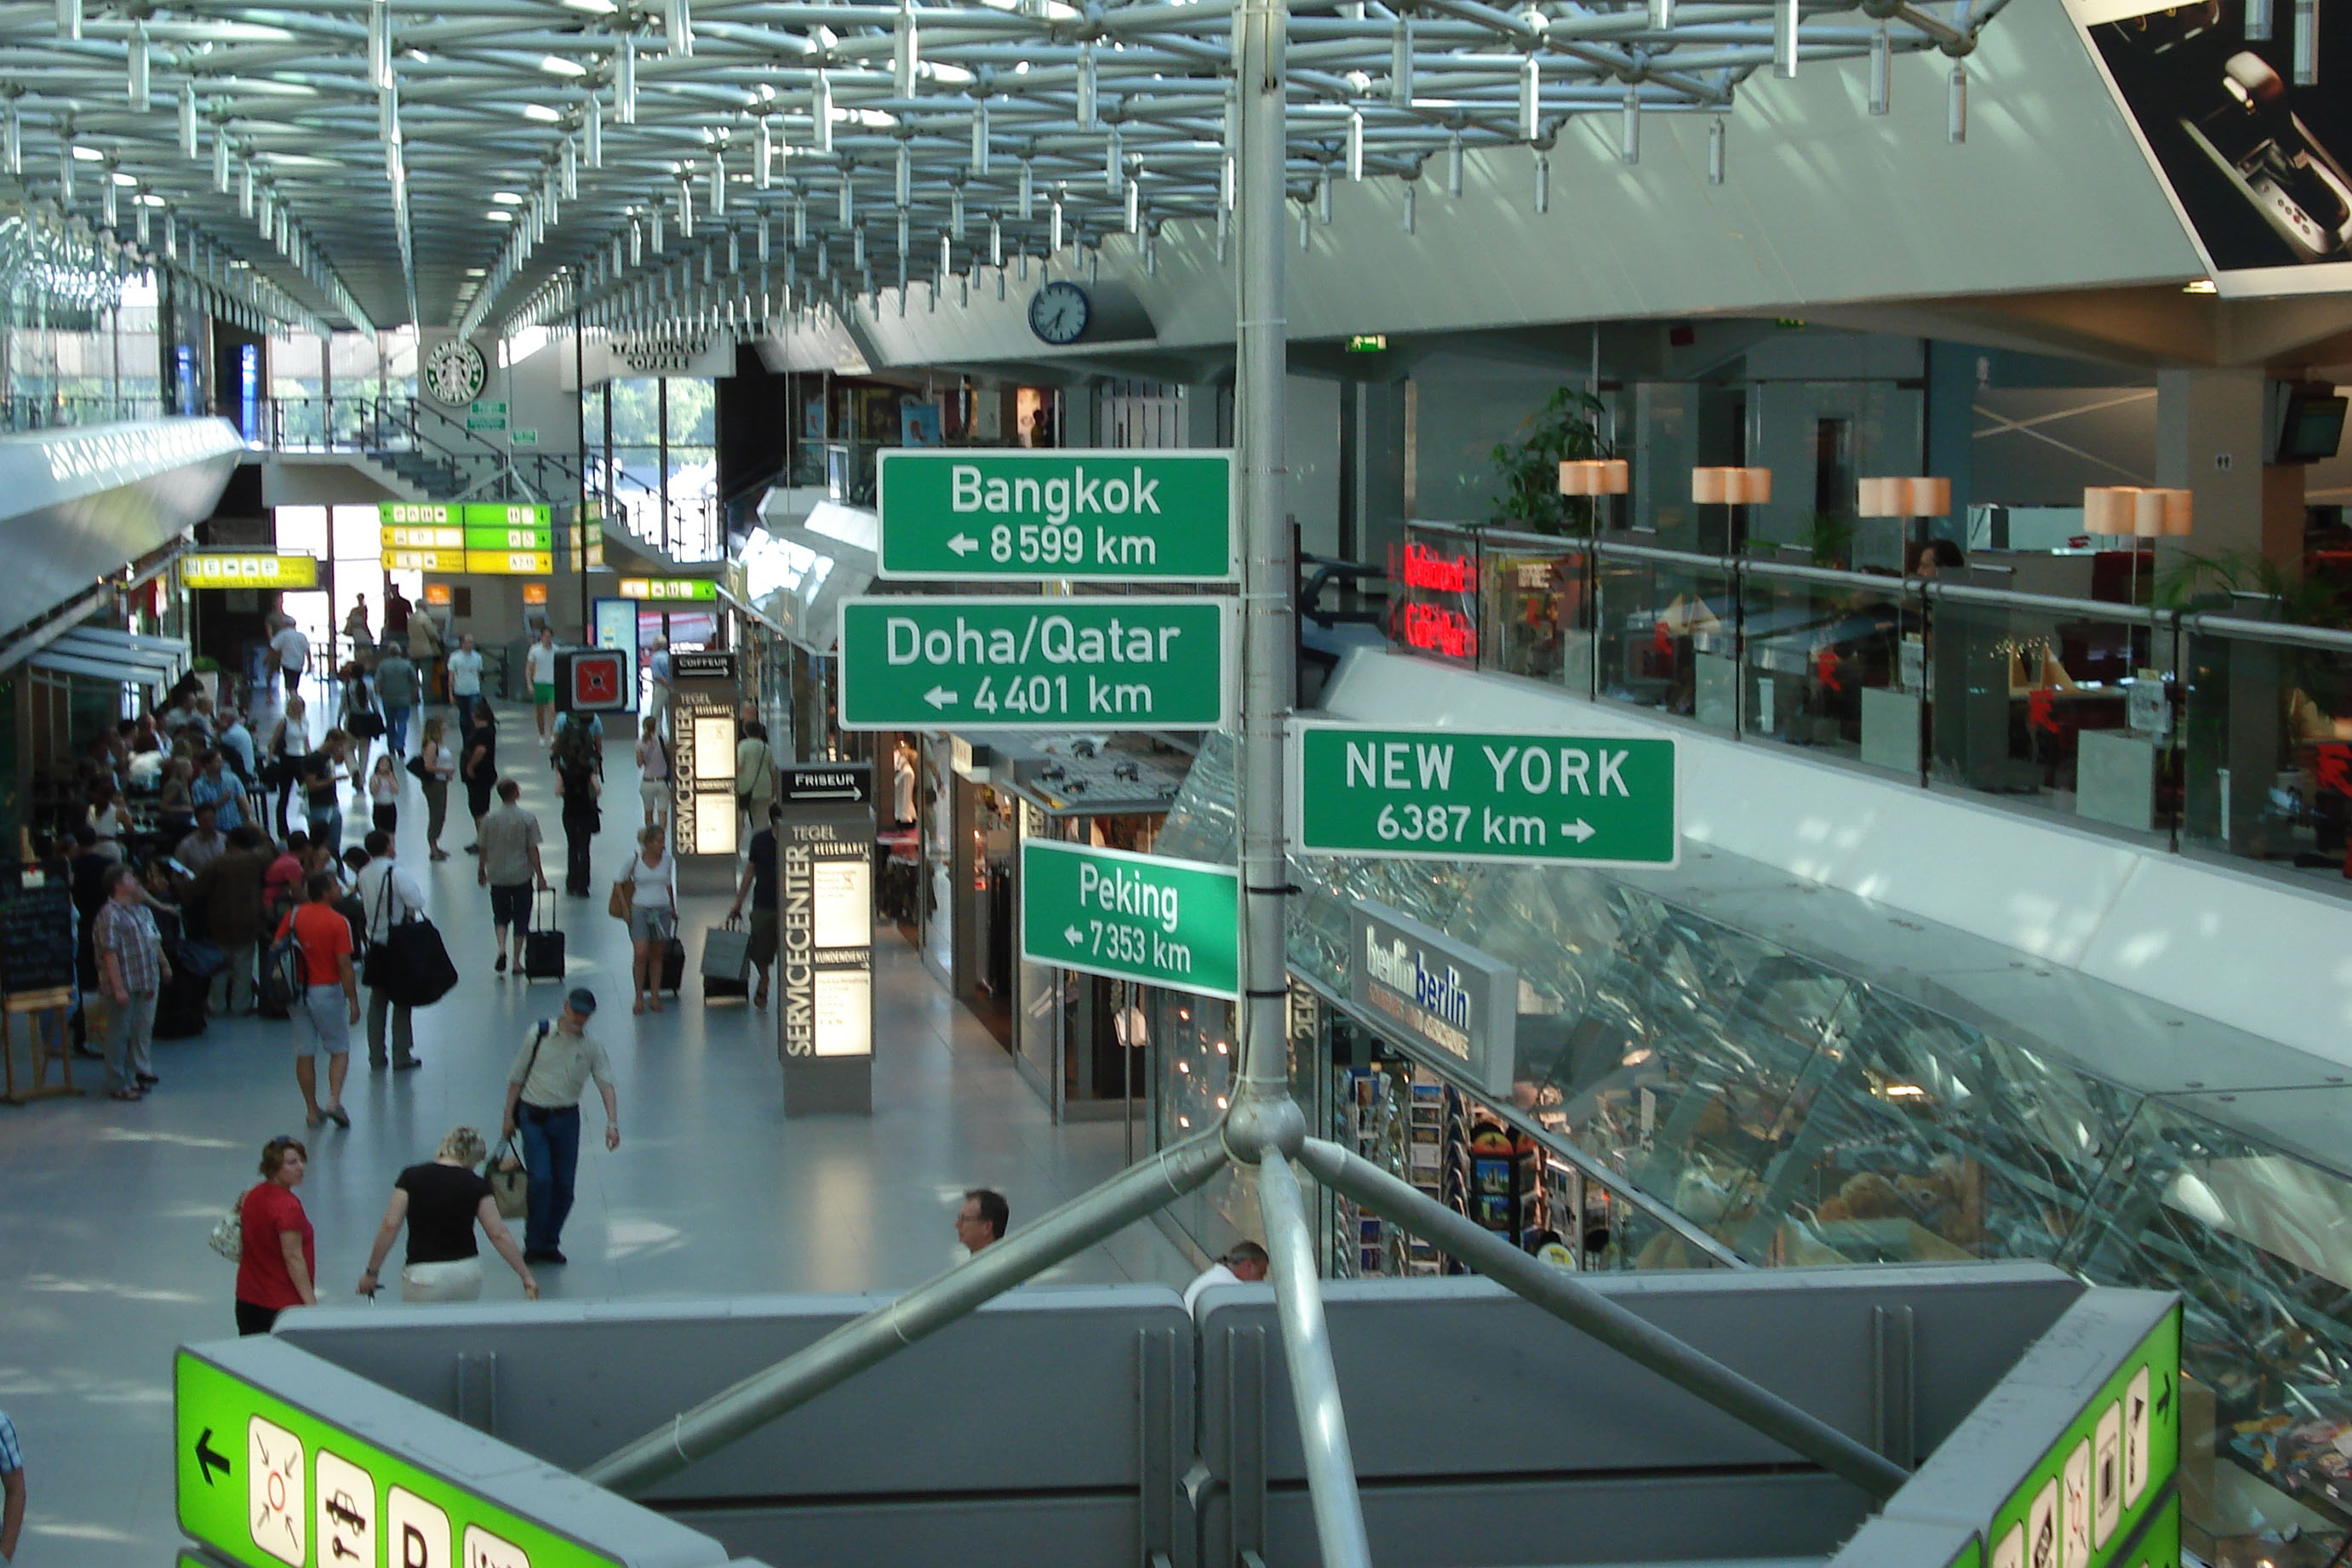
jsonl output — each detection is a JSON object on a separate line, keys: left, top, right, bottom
{"left": 385, "top": 1485, "right": 451, "bottom": 1568}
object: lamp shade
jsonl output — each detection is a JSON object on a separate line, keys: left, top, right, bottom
{"left": 1906, "top": 476, "right": 1952, "bottom": 518}
{"left": 1857, "top": 477, "right": 1897, "bottom": 517}
{"left": 1691, "top": 466, "right": 1730, "bottom": 505}
{"left": 2082, "top": 485, "right": 2130, "bottom": 536}
{"left": 2163, "top": 487, "right": 2193, "bottom": 536}
{"left": 1601, "top": 458, "right": 1629, "bottom": 495}
{"left": 1731, "top": 466, "right": 1772, "bottom": 506}
{"left": 1557, "top": 460, "right": 1594, "bottom": 496}
{"left": 2132, "top": 488, "right": 2167, "bottom": 538}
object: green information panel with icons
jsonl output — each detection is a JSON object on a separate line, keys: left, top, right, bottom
{"left": 1983, "top": 1304, "right": 2179, "bottom": 1568}
{"left": 177, "top": 1348, "right": 627, "bottom": 1568}
{"left": 460, "top": 503, "right": 552, "bottom": 529}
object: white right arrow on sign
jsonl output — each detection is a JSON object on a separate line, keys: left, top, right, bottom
{"left": 1559, "top": 819, "right": 1595, "bottom": 842}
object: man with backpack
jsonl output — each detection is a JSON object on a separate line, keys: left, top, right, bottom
{"left": 552, "top": 713, "right": 602, "bottom": 897}
{"left": 273, "top": 872, "right": 358, "bottom": 1130}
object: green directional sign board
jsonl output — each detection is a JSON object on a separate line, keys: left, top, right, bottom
{"left": 837, "top": 596, "right": 1231, "bottom": 730}
{"left": 177, "top": 1348, "right": 622, "bottom": 1568}
{"left": 875, "top": 448, "right": 1235, "bottom": 581}
{"left": 1983, "top": 1306, "right": 2180, "bottom": 1568}
{"left": 1291, "top": 724, "right": 1679, "bottom": 867}
{"left": 1021, "top": 840, "right": 1239, "bottom": 999}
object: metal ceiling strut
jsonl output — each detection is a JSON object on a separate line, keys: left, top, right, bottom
{"left": 0, "top": 1, "right": 2001, "bottom": 339}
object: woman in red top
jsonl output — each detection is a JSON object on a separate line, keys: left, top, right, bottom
{"left": 236, "top": 1136, "right": 317, "bottom": 1336}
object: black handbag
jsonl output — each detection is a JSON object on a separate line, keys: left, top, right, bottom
{"left": 361, "top": 873, "right": 459, "bottom": 1007}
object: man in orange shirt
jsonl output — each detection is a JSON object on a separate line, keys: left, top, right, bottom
{"left": 274, "top": 872, "right": 360, "bottom": 1130}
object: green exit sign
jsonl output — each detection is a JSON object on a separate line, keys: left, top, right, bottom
{"left": 1021, "top": 840, "right": 1239, "bottom": 998}
{"left": 1290, "top": 724, "right": 1678, "bottom": 867}
{"left": 1345, "top": 335, "right": 1388, "bottom": 352}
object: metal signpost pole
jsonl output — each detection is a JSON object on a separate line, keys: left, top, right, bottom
{"left": 1225, "top": 0, "right": 1374, "bottom": 1559}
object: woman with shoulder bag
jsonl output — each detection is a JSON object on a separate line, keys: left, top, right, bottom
{"left": 616, "top": 827, "right": 676, "bottom": 1015}
{"left": 355, "top": 1126, "right": 537, "bottom": 1303}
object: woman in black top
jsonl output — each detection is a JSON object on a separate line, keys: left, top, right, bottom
{"left": 355, "top": 1125, "right": 538, "bottom": 1302}
{"left": 462, "top": 700, "right": 498, "bottom": 854}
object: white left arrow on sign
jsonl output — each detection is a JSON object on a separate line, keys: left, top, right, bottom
{"left": 924, "top": 686, "right": 959, "bottom": 708}
{"left": 948, "top": 533, "right": 980, "bottom": 556}
{"left": 1062, "top": 924, "right": 1084, "bottom": 945}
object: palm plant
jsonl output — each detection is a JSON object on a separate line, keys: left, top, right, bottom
{"left": 1487, "top": 387, "right": 1617, "bottom": 536}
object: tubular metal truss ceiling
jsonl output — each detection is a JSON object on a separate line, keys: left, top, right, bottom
{"left": 0, "top": 0, "right": 2007, "bottom": 341}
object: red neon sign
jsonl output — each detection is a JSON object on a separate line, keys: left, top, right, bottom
{"left": 1400, "top": 541, "right": 1475, "bottom": 594}
{"left": 1401, "top": 602, "right": 1478, "bottom": 661}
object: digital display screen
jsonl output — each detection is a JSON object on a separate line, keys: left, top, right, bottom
{"left": 2084, "top": 0, "right": 2352, "bottom": 295}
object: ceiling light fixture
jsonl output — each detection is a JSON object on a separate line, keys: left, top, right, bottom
{"left": 491, "top": 191, "right": 525, "bottom": 204}
{"left": 541, "top": 54, "right": 587, "bottom": 77}
{"left": 522, "top": 103, "right": 561, "bottom": 123}
{"left": 487, "top": 209, "right": 516, "bottom": 221}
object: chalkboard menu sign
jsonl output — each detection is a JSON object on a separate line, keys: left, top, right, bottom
{"left": 0, "top": 861, "right": 77, "bottom": 994}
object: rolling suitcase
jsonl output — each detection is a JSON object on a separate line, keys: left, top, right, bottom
{"left": 522, "top": 890, "right": 566, "bottom": 982}
{"left": 661, "top": 935, "right": 686, "bottom": 996}
{"left": 701, "top": 918, "right": 750, "bottom": 1002}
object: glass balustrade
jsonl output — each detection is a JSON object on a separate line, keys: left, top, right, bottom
{"left": 1389, "top": 525, "right": 2352, "bottom": 895}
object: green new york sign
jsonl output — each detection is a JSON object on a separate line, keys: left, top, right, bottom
{"left": 1290, "top": 724, "right": 1679, "bottom": 867}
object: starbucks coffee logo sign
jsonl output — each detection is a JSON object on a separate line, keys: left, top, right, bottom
{"left": 423, "top": 338, "right": 487, "bottom": 405}
{"left": 616, "top": 333, "right": 711, "bottom": 374}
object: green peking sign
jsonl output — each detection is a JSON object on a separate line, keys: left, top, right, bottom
{"left": 1290, "top": 724, "right": 1678, "bottom": 867}
{"left": 177, "top": 1349, "right": 623, "bottom": 1568}
{"left": 875, "top": 449, "right": 1235, "bottom": 581}
{"left": 837, "top": 596, "right": 1231, "bottom": 730}
{"left": 1020, "top": 840, "right": 1240, "bottom": 999}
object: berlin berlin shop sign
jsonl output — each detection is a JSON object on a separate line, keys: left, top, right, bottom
{"left": 836, "top": 596, "right": 1232, "bottom": 730}
{"left": 1021, "top": 840, "right": 1240, "bottom": 999}
{"left": 1290, "top": 724, "right": 1679, "bottom": 867}
{"left": 875, "top": 448, "right": 1235, "bottom": 581}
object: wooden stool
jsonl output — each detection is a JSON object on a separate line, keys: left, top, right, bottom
{"left": 2, "top": 987, "right": 80, "bottom": 1105}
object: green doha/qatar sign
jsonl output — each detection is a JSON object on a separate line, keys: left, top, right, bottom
{"left": 176, "top": 1338, "right": 729, "bottom": 1568}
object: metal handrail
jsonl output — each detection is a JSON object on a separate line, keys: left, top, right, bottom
{"left": 2183, "top": 611, "right": 2352, "bottom": 653}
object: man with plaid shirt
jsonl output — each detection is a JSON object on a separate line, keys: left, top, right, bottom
{"left": 0, "top": 1406, "right": 23, "bottom": 1561}
{"left": 94, "top": 864, "right": 169, "bottom": 1101}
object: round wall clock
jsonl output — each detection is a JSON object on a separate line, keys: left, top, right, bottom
{"left": 1027, "top": 280, "right": 1091, "bottom": 346}
{"left": 423, "top": 338, "right": 487, "bottom": 406}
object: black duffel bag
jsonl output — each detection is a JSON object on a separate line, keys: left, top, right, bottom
{"left": 360, "top": 875, "right": 459, "bottom": 1007}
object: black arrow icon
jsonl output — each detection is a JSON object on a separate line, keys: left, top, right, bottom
{"left": 194, "top": 1428, "right": 232, "bottom": 1486}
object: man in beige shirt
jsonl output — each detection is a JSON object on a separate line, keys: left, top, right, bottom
{"left": 500, "top": 988, "right": 619, "bottom": 1265}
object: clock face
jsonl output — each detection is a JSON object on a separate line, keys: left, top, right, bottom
{"left": 1027, "top": 280, "right": 1090, "bottom": 346}
{"left": 423, "top": 339, "right": 486, "bottom": 406}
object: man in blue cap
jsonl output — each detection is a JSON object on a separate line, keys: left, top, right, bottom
{"left": 500, "top": 987, "right": 620, "bottom": 1266}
